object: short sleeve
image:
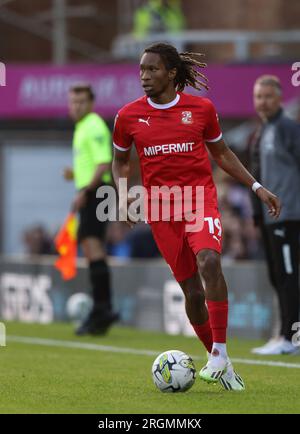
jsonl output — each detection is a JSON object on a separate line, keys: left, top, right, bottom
{"left": 203, "top": 99, "right": 223, "bottom": 143}
{"left": 113, "top": 111, "right": 133, "bottom": 152}
{"left": 88, "top": 117, "right": 112, "bottom": 164}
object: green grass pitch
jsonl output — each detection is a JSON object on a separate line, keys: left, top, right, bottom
{"left": 0, "top": 321, "right": 299, "bottom": 414}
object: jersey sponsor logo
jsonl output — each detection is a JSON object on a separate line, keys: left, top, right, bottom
{"left": 181, "top": 111, "right": 193, "bottom": 124}
{"left": 144, "top": 142, "right": 194, "bottom": 156}
{"left": 138, "top": 116, "right": 150, "bottom": 126}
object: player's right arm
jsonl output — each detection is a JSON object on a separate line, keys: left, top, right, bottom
{"left": 112, "top": 111, "right": 135, "bottom": 226}
{"left": 112, "top": 111, "right": 133, "bottom": 192}
{"left": 112, "top": 148, "right": 131, "bottom": 193}
{"left": 203, "top": 98, "right": 281, "bottom": 219}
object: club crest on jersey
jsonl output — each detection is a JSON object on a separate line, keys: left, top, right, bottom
{"left": 181, "top": 111, "right": 193, "bottom": 124}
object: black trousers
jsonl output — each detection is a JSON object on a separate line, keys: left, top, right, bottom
{"left": 259, "top": 221, "right": 300, "bottom": 340}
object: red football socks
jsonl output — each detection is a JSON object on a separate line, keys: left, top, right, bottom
{"left": 191, "top": 319, "right": 213, "bottom": 353}
{"left": 206, "top": 299, "right": 228, "bottom": 343}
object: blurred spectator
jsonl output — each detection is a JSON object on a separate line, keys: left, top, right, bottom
{"left": 106, "top": 221, "right": 160, "bottom": 259}
{"left": 214, "top": 167, "right": 261, "bottom": 260}
{"left": 106, "top": 222, "right": 131, "bottom": 258}
{"left": 127, "top": 223, "right": 161, "bottom": 258}
{"left": 133, "top": 0, "right": 185, "bottom": 38}
{"left": 22, "top": 224, "right": 54, "bottom": 256}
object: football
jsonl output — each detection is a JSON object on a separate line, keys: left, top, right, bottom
{"left": 66, "top": 292, "right": 93, "bottom": 321}
{"left": 152, "top": 350, "right": 196, "bottom": 393}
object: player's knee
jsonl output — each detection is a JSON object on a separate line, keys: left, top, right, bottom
{"left": 197, "top": 250, "right": 221, "bottom": 283}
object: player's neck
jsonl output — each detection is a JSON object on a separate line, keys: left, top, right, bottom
{"left": 149, "top": 89, "right": 178, "bottom": 105}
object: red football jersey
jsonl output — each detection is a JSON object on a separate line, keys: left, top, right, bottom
{"left": 113, "top": 92, "right": 222, "bottom": 220}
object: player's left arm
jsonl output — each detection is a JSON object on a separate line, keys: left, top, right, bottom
{"left": 206, "top": 138, "right": 281, "bottom": 219}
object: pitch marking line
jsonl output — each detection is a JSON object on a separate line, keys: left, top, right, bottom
{"left": 7, "top": 335, "right": 300, "bottom": 369}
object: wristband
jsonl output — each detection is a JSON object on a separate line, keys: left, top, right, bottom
{"left": 252, "top": 181, "right": 262, "bottom": 193}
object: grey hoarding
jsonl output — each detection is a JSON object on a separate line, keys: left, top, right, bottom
{"left": 0, "top": 256, "right": 277, "bottom": 339}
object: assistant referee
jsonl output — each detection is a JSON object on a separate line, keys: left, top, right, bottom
{"left": 64, "top": 83, "right": 118, "bottom": 335}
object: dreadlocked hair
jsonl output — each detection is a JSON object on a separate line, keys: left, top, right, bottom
{"left": 144, "top": 43, "right": 209, "bottom": 92}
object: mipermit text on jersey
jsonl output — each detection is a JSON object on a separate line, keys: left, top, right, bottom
{"left": 144, "top": 142, "right": 194, "bottom": 156}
